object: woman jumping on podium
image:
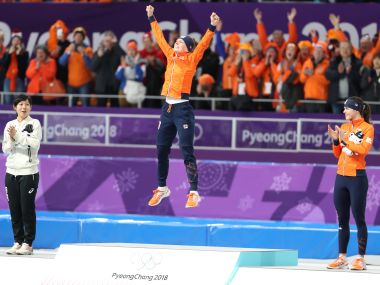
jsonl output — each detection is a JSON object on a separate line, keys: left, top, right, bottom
{"left": 327, "top": 96, "right": 374, "bottom": 270}
{"left": 145, "top": 5, "right": 220, "bottom": 208}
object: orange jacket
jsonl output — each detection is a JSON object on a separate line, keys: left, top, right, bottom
{"left": 354, "top": 33, "right": 380, "bottom": 68}
{"left": 150, "top": 17, "right": 215, "bottom": 99}
{"left": 257, "top": 22, "right": 297, "bottom": 60}
{"left": 62, "top": 47, "right": 93, "bottom": 87}
{"left": 222, "top": 53, "right": 238, "bottom": 90}
{"left": 26, "top": 58, "right": 56, "bottom": 94}
{"left": 253, "top": 60, "right": 278, "bottom": 97}
{"left": 332, "top": 118, "right": 374, "bottom": 176}
{"left": 300, "top": 58, "right": 330, "bottom": 100}
{"left": 232, "top": 56, "right": 261, "bottom": 97}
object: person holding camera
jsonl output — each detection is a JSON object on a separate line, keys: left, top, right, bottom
{"left": 59, "top": 26, "right": 93, "bottom": 106}
{"left": 2, "top": 95, "right": 42, "bottom": 255}
{"left": 2, "top": 29, "right": 29, "bottom": 105}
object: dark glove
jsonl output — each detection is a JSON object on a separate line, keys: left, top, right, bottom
{"left": 23, "top": 124, "right": 34, "bottom": 133}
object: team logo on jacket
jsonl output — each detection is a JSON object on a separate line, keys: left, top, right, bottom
{"left": 348, "top": 130, "right": 364, "bottom": 144}
{"left": 183, "top": 124, "right": 189, "bottom": 129}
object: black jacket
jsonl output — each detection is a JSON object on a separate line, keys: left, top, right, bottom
{"left": 2, "top": 50, "right": 29, "bottom": 80}
{"left": 325, "top": 55, "right": 362, "bottom": 104}
{"left": 92, "top": 44, "right": 125, "bottom": 94}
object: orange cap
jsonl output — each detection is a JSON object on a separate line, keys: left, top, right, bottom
{"left": 198, "top": 74, "right": 215, "bottom": 86}
{"left": 127, "top": 41, "right": 137, "bottom": 50}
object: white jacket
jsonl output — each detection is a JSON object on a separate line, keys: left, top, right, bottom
{"left": 2, "top": 116, "right": 42, "bottom": 176}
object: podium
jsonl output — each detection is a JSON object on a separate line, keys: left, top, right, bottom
{"left": 42, "top": 243, "right": 297, "bottom": 285}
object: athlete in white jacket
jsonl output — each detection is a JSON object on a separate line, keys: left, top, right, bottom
{"left": 2, "top": 95, "right": 42, "bottom": 255}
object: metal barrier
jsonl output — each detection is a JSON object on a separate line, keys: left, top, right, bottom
{"left": 1, "top": 91, "right": 380, "bottom": 111}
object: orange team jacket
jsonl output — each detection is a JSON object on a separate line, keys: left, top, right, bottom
{"left": 354, "top": 32, "right": 380, "bottom": 68}
{"left": 26, "top": 58, "right": 57, "bottom": 94}
{"left": 332, "top": 118, "right": 374, "bottom": 176}
{"left": 299, "top": 58, "right": 330, "bottom": 100}
{"left": 253, "top": 60, "right": 278, "bottom": 96}
{"left": 257, "top": 22, "right": 297, "bottom": 59}
{"left": 149, "top": 16, "right": 215, "bottom": 99}
{"left": 65, "top": 48, "right": 93, "bottom": 87}
{"left": 222, "top": 53, "right": 238, "bottom": 90}
{"left": 231, "top": 56, "right": 261, "bottom": 97}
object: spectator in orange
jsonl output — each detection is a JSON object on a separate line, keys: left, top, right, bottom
{"left": 355, "top": 33, "right": 380, "bottom": 68}
{"left": 2, "top": 29, "right": 29, "bottom": 105}
{"left": 300, "top": 42, "right": 330, "bottom": 113}
{"left": 253, "top": 7, "right": 297, "bottom": 60}
{"left": 59, "top": 26, "right": 93, "bottom": 106}
{"left": 297, "top": 40, "right": 312, "bottom": 66}
{"left": 47, "top": 20, "right": 70, "bottom": 88}
{"left": 274, "top": 42, "right": 304, "bottom": 112}
{"left": 217, "top": 26, "right": 240, "bottom": 97}
{"left": 26, "top": 45, "right": 57, "bottom": 105}
{"left": 193, "top": 73, "right": 216, "bottom": 110}
{"left": 253, "top": 43, "right": 279, "bottom": 111}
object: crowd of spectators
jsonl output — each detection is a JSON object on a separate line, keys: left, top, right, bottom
{"left": 1, "top": 7, "right": 380, "bottom": 113}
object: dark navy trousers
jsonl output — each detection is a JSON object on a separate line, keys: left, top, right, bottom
{"left": 156, "top": 101, "right": 198, "bottom": 191}
{"left": 333, "top": 174, "right": 368, "bottom": 256}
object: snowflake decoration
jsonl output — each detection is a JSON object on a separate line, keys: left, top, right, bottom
{"left": 175, "top": 181, "right": 188, "bottom": 192}
{"left": 270, "top": 172, "right": 292, "bottom": 193}
{"left": 113, "top": 168, "right": 139, "bottom": 194}
{"left": 367, "top": 175, "right": 380, "bottom": 211}
{"left": 238, "top": 195, "right": 255, "bottom": 212}
{"left": 296, "top": 197, "right": 313, "bottom": 214}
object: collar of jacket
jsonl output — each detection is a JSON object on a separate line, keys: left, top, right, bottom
{"left": 351, "top": 118, "right": 364, "bottom": 127}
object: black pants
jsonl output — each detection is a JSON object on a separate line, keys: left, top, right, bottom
{"left": 157, "top": 102, "right": 198, "bottom": 191}
{"left": 334, "top": 174, "right": 368, "bottom": 256}
{"left": 5, "top": 173, "right": 39, "bottom": 246}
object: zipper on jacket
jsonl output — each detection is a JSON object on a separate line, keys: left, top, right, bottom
{"left": 167, "top": 55, "right": 177, "bottom": 96}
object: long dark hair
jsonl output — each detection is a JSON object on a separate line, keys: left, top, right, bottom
{"left": 350, "top": 96, "right": 371, "bottom": 124}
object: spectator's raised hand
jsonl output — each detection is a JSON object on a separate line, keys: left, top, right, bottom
{"left": 329, "top": 14, "right": 340, "bottom": 29}
{"left": 216, "top": 20, "right": 223, "bottom": 32}
{"left": 146, "top": 5, "right": 154, "bottom": 18}
{"left": 287, "top": 8, "right": 297, "bottom": 23}
{"left": 253, "top": 8, "right": 262, "bottom": 23}
{"left": 210, "top": 12, "right": 220, "bottom": 26}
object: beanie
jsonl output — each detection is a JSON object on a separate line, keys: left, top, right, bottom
{"left": 180, "top": 35, "right": 195, "bottom": 52}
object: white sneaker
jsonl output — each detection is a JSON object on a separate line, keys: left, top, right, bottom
{"left": 16, "top": 243, "right": 33, "bottom": 255}
{"left": 6, "top": 243, "right": 22, "bottom": 255}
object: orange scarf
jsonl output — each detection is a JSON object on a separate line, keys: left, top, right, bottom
{"left": 6, "top": 52, "right": 18, "bottom": 92}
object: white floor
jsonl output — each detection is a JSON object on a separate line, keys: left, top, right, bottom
{"left": 0, "top": 247, "right": 379, "bottom": 285}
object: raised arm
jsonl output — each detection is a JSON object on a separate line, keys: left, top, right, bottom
{"left": 192, "top": 12, "right": 220, "bottom": 64}
{"left": 146, "top": 5, "right": 172, "bottom": 57}
{"left": 254, "top": 8, "right": 268, "bottom": 49}
{"left": 287, "top": 8, "right": 297, "bottom": 43}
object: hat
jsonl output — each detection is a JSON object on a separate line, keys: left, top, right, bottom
{"left": 264, "top": 42, "right": 278, "bottom": 53}
{"left": 11, "top": 28, "right": 22, "bottom": 40}
{"left": 127, "top": 41, "right": 137, "bottom": 50}
{"left": 225, "top": 32, "right": 240, "bottom": 48}
{"left": 73, "top": 26, "right": 86, "bottom": 37}
{"left": 344, "top": 98, "right": 363, "bottom": 112}
{"left": 326, "top": 29, "right": 347, "bottom": 42}
{"left": 198, "top": 74, "right": 215, "bottom": 86}
{"left": 142, "top": 32, "right": 152, "bottom": 41}
{"left": 298, "top": 40, "right": 313, "bottom": 53}
{"left": 180, "top": 35, "right": 195, "bottom": 52}
{"left": 239, "top": 42, "right": 254, "bottom": 56}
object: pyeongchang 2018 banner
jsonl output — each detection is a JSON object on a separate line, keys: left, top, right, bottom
{"left": 0, "top": 3, "right": 379, "bottom": 55}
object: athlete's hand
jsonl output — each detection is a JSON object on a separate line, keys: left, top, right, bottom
{"left": 146, "top": 5, "right": 154, "bottom": 18}
{"left": 335, "top": 126, "right": 345, "bottom": 141}
{"left": 327, "top": 124, "right": 338, "bottom": 140}
{"left": 210, "top": 12, "right": 220, "bottom": 26}
{"left": 7, "top": 126, "right": 17, "bottom": 140}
